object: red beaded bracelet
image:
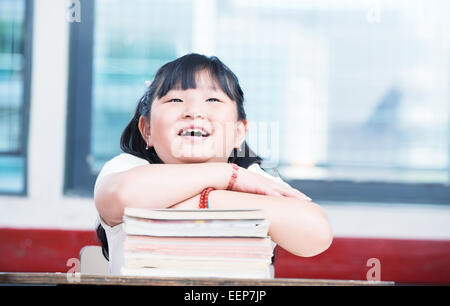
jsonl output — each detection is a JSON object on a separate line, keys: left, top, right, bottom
{"left": 226, "top": 163, "right": 239, "bottom": 191}
{"left": 199, "top": 187, "right": 215, "bottom": 209}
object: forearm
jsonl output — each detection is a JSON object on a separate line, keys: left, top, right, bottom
{"left": 206, "top": 190, "right": 333, "bottom": 257}
{"left": 117, "top": 162, "right": 231, "bottom": 210}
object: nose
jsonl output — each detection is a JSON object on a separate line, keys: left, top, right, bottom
{"left": 182, "top": 111, "right": 205, "bottom": 119}
{"left": 182, "top": 101, "right": 207, "bottom": 119}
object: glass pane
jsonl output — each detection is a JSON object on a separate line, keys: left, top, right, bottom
{"left": 90, "top": 0, "right": 192, "bottom": 172}
{"left": 90, "top": 0, "right": 450, "bottom": 184}
{"left": 0, "top": 156, "right": 24, "bottom": 193}
{"left": 0, "top": 0, "right": 26, "bottom": 193}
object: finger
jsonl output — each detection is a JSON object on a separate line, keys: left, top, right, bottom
{"left": 297, "top": 192, "right": 312, "bottom": 201}
{"left": 277, "top": 186, "right": 301, "bottom": 199}
{"left": 265, "top": 190, "right": 283, "bottom": 198}
{"left": 284, "top": 189, "right": 311, "bottom": 201}
{"left": 296, "top": 190, "right": 312, "bottom": 201}
{"left": 272, "top": 187, "right": 312, "bottom": 201}
{"left": 282, "top": 183, "right": 312, "bottom": 201}
{"left": 281, "top": 186, "right": 312, "bottom": 201}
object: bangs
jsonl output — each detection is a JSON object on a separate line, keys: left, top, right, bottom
{"left": 152, "top": 54, "right": 242, "bottom": 103}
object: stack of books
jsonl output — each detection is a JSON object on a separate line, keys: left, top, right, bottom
{"left": 120, "top": 208, "right": 273, "bottom": 278}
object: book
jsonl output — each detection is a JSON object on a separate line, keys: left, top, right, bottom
{"left": 120, "top": 208, "right": 273, "bottom": 279}
{"left": 124, "top": 207, "right": 267, "bottom": 220}
{"left": 124, "top": 236, "right": 272, "bottom": 257}
{"left": 123, "top": 208, "right": 269, "bottom": 238}
{"left": 123, "top": 217, "right": 269, "bottom": 237}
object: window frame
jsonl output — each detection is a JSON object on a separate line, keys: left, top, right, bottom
{"left": 65, "top": 0, "right": 450, "bottom": 204}
{"left": 0, "top": 0, "right": 33, "bottom": 196}
{"left": 65, "top": 0, "right": 95, "bottom": 197}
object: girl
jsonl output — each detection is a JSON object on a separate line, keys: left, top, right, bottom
{"left": 94, "top": 53, "right": 333, "bottom": 277}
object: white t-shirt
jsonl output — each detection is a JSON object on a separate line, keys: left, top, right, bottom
{"left": 94, "top": 153, "right": 285, "bottom": 277}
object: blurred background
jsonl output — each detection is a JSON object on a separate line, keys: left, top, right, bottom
{"left": 0, "top": 0, "right": 449, "bottom": 284}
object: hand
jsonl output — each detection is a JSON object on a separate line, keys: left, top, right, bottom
{"left": 229, "top": 165, "right": 312, "bottom": 201}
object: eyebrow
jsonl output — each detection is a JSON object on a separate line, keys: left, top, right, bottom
{"left": 171, "top": 84, "right": 219, "bottom": 91}
{"left": 165, "top": 86, "right": 225, "bottom": 96}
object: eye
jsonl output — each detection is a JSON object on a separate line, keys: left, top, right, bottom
{"left": 168, "top": 98, "right": 183, "bottom": 103}
{"left": 206, "top": 98, "right": 221, "bottom": 102}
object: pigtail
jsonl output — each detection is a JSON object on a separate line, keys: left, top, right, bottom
{"left": 228, "top": 142, "right": 263, "bottom": 169}
{"left": 96, "top": 223, "right": 109, "bottom": 261}
{"left": 120, "top": 92, "right": 164, "bottom": 164}
{"left": 120, "top": 99, "right": 147, "bottom": 160}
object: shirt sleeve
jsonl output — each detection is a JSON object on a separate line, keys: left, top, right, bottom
{"left": 246, "top": 163, "right": 281, "bottom": 253}
{"left": 247, "top": 163, "right": 285, "bottom": 184}
{"left": 94, "top": 153, "right": 149, "bottom": 191}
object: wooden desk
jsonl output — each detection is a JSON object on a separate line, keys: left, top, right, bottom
{"left": 0, "top": 272, "right": 394, "bottom": 286}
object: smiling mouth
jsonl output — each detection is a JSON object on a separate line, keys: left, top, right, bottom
{"left": 177, "top": 130, "right": 212, "bottom": 145}
{"left": 178, "top": 129, "right": 211, "bottom": 138}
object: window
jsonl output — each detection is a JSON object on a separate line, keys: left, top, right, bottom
{"left": 0, "top": 0, "right": 32, "bottom": 195}
{"left": 67, "top": 0, "right": 450, "bottom": 204}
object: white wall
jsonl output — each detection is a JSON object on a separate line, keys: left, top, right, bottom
{"left": 0, "top": 0, "right": 97, "bottom": 230}
{"left": 0, "top": 0, "right": 450, "bottom": 241}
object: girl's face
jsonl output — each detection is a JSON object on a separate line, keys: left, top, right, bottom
{"left": 139, "top": 70, "right": 247, "bottom": 164}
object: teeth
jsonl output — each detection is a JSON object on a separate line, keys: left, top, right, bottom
{"left": 179, "top": 128, "right": 209, "bottom": 137}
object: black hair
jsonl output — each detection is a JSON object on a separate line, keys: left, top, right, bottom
{"left": 96, "top": 222, "right": 109, "bottom": 261}
{"left": 97, "top": 53, "right": 267, "bottom": 262}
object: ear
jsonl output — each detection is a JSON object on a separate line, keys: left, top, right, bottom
{"left": 234, "top": 119, "right": 248, "bottom": 149}
{"left": 138, "top": 116, "right": 152, "bottom": 147}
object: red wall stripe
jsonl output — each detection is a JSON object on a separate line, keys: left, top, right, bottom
{"left": 1, "top": 228, "right": 449, "bottom": 284}
{"left": 0, "top": 228, "right": 99, "bottom": 273}
{"left": 274, "top": 237, "right": 450, "bottom": 284}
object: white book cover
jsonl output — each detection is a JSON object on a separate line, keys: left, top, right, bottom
{"left": 123, "top": 216, "right": 269, "bottom": 238}
{"left": 123, "top": 208, "right": 267, "bottom": 220}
